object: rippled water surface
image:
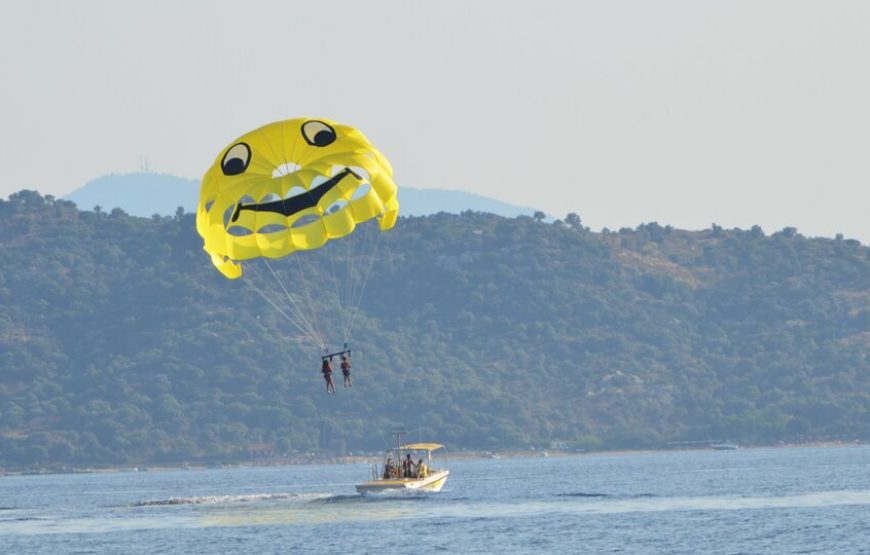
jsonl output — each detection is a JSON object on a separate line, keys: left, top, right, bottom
{"left": 2, "top": 446, "right": 869, "bottom": 554}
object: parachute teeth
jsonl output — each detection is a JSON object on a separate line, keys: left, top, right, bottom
{"left": 272, "top": 162, "right": 301, "bottom": 178}
{"left": 350, "top": 182, "right": 371, "bottom": 201}
{"left": 259, "top": 193, "right": 281, "bottom": 203}
{"left": 283, "top": 185, "right": 307, "bottom": 200}
{"left": 257, "top": 224, "right": 287, "bottom": 234}
{"left": 227, "top": 226, "right": 253, "bottom": 237}
{"left": 291, "top": 214, "right": 320, "bottom": 228}
{"left": 326, "top": 199, "right": 348, "bottom": 214}
{"left": 309, "top": 175, "right": 329, "bottom": 190}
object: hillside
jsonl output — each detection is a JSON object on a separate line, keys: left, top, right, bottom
{"left": 1, "top": 190, "right": 869, "bottom": 469}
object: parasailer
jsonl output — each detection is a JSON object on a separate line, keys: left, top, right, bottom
{"left": 340, "top": 353, "right": 352, "bottom": 388}
{"left": 196, "top": 118, "right": 399, "bottom": 391}
{"left": 321, "top": 356, "right": 336, "bottom": 394}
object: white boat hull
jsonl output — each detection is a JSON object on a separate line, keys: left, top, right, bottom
{"left": 356, "top": 469, "right": 449, "bottom": 494}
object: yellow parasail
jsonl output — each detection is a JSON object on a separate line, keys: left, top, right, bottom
{"left": 196, "top": 118, "right": 399, "bottom": 279}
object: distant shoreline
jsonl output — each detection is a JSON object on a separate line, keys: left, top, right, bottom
{"left": 3, "top": 439, "right": 866, "bottom": 478}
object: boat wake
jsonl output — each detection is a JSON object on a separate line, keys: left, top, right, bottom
{"left": 306, "top": 494, "right": 362, "bottom": 505}
{"left": 132, "top": 490, "right": 431, "bottom": 509}
{"left": 546, "top": 489, "right": 870, "bottom": 515}
{"left": 312, "top": 491, "right": 436, "bottom": 504}
{"left": 133, "top": 492, "right": 327, "bottom": 507}
{"left": 555, "top": 492, "right": 656, "bottom": 499}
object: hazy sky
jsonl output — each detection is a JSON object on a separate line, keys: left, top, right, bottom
{"left": 2, "top": 1, "right": 869, "bottom": 241}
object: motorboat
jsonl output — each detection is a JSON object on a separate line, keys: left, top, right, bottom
{"left": 356, "top": 442, "right": 449, "bottom": 494}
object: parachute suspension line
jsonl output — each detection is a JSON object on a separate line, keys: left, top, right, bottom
{"left": 247, "top": 260, "right": 324, "bottom": 349}
{"left": 242, "top": 267, "right": 325, "bottom": 348}
{"left": 327, "top": 243, "right": 350, "bottom": 345}
{"left": 270, "top": 257, "right": 326, "bottom": 350}
{"left": 247, "top": 260, "right": 318, "bottom": 340}
{"left": 346, "top": 219, "right": 371, "bottom": 332}
{"left": 347, "top": 221, "right": 384, "bottom": 342}
{"left": 247, "top": 284, "right": 318, "bottom": 346}
{"left": 339, "top": 219, "right": 362, "bottom": 346}
{"left": 259, "top": 258, "right": 323, "bottom": 346}
{"left": 293, "top": 253, "right": 328, "bottom": 350}
{"left": 345, "top": 225, "right": 356, "bottom": 341}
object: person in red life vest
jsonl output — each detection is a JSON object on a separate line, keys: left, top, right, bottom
{"left": 321, "top": 356, "right": 336, "bottom": 394}
{"left": 340, "top": 354, "right": 353, "bottom": 388}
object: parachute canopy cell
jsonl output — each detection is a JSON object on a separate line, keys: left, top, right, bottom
{"left": 196, "top": 118, "right": 399, "bottom": 279}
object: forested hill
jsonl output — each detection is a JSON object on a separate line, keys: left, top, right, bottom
{"left": 1, "top": 190, "right": 869, "bottom": 469}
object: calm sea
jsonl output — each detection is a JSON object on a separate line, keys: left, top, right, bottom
{"left": 2, "top": 445, "right": 869, "bottom": 554}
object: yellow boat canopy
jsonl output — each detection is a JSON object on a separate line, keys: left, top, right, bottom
{"left": 400, "top": 443, "right": 444, "bottom": 452}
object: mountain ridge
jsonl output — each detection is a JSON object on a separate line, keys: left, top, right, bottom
{"left": 63, "top": 172, "right": 541, "bottom": 219}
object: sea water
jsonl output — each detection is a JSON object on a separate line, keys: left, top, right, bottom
{"left": 2, "top": 445, "right": 869, "bottom": 554}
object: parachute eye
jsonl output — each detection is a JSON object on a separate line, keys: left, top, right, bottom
{"left": 302, "top": 120, "right": 337, "bottom": 147}
{"left": 222, "top": 143, "right": 251, "bottom": 176}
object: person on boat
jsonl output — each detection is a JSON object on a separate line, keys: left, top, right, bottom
{"left": 416, "top": 459, "right": 428, "bottom": 479}
{"left": 321, "top": 356, "right": 336, "bottom": 394}
{"left": 340, "top": 354, "right": 352, "bottom": 388}
{"left": 402, "top": 454, "right": 416, "bottom": 478}
{"left": 383, "top": 456, "right": 394, "bottom": 479}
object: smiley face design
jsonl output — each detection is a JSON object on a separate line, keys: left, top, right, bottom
{"left": 196, "top": 118, "right": 399, "bottom": 279}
